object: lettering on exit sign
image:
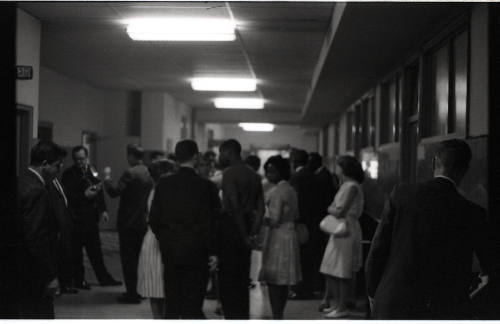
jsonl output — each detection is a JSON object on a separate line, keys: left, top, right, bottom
{"left": 17, "top": 66, "right": 33, "bottom": 80}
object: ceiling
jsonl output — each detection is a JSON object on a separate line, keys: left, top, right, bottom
{"left": 19, "top": 2, "right": 470, "bottom": 127}
{"left": 19, "top": 2, "right": 334, "bottom": 125}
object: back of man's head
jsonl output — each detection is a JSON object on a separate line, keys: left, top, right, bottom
{"left": 435, "top": 139, "right": 472, "bottom": 177}
{"left": 175, "top": 139, "right": 199, "bottom": 163}
{"left": 245, "top": 155, "right": 261, "bottom": 172}
{"left": 308, "top": 152, "right": 323, "bottom": 171}
{"left": 294, "top": 149, "right": 309, "bottom": 168}
{"left": 220, "top": 139, "right": 242, "bottom": 156}
{"left": 127, "top": 144, "right": 144, "bottom": 160}
{"left": 30, "top": 140, "right": 63, "bottom": 166}
{"left": 149, "top": 150, "right": 165, "bottom": 162}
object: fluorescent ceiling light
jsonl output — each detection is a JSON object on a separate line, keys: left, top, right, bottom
{"left": 191, "top": 78, "right": 257, "bottom": 91}
{"left": 238, "top": 123, "right": 274, "bottom": 132}
{"left": 126, "top": 18, "right": 236, "bottom": 41}
{"left": 214, "top": 98, "right": 264, "bottom": 109}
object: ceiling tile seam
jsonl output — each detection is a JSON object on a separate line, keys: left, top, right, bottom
{"left": 225, "top": 2, "right": 263, "bottom": 101}
{"left": 300, "top": 2, "right": 346, "bottom": 120}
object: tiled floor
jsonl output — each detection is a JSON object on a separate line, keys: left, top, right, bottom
{"left": 54, "top": 231, "right": 367, "bottom": 319}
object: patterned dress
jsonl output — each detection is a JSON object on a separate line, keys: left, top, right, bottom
{"left": 137, "top": 189, "right": 164, "bottom": 298}
{"left": 259, "top": 180, "right": 302, "bottom": 285}
{"left": 320, "top": 180, "right": 364, "bottom": 279}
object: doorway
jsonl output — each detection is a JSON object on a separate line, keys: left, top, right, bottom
{"left": 16, "top": 104, "right": 33, "bottom": 175}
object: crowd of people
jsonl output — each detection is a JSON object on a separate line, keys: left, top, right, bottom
{"left": 11, "top": 137, "right": 498, "bottom": 319}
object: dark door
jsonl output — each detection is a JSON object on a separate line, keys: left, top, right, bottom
{"left": 16, "top": 105, "right": 33, "bottom": 176}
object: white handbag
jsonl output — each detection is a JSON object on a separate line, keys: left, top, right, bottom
{"left": 320, "top": 215, "right": 348, "bottom": 237}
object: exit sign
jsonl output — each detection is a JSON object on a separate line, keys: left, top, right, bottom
{"left": 16, "top": 66, "right": 33, "bottom": 80}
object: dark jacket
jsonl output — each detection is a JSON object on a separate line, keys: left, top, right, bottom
{"left": 149, "top": 167, "right": 220, "bottom": 266}
{"left": 104, "top": 163, "right": 153, "bottom": 232}
{"left": 365, "top": 177, "right": 497, "bottom": 319}
{"left": 47, "top": 179, "right": 74, "bottom": 250}
{"left": 17, "top": 169, "right": 58, "bottom": 297}
{"left": 220, "top": 162, "right": 265, "bottom": 248}
{"left": 314, "top": 166, "right": 337, "bottom": 219}
{"left": 61, "top": 164, "right": 106, "bottom": 224}
{"left": 290, "top": 166, "right": 320, "bottom": 229}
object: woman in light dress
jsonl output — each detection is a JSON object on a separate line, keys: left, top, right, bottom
{"left": 319, "top": 155, "right": 364, "bottom": 318}
{"left": 137, "top": 160, "right": 175, "bottom": 319}
{"left": 258, "top": 155, "right": 302, "bottom": 319}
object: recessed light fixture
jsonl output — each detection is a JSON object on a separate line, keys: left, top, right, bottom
{"left": 214, "top": 98, "right": 264, "bottom": 109}
{"left": 126, "top": 18, "right": 236, "bottom": 41}
{"left": 238, "top": 123, "right": 274, "bottom": 132}
{"left": 191, "top": 78, "right": 257, "bottom": 91}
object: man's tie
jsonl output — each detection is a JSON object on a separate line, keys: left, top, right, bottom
{"left": 53, "top": 178, "right": 68, "bottom": 207}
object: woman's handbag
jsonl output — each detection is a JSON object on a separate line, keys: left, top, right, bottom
{"left": 295, "top": 223, "right": 309, "bottom": 244}
{"left": 320, "top": 215, "right": 349, "bottom": 237}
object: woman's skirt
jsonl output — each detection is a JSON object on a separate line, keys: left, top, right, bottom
{"left": 137, "top": 228, "right": 164, "bottom": 298}
{"left": 259, "top": 223, "right": 302, "bottom": 285}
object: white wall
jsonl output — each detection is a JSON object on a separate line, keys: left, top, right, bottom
{"left": 141, "top": 92, "right": 192, "bottom": 153}
{"left": 39, "top": 67, "right": 106, "bottom": 146}
{"left": 469, "top": 4, "right": 489, "bottom": 136}
{"left": 219, "top": 124, "right": 317, "bottom": 152}
{"left": 16, "top": 9, "right": 41, "bottom": 138}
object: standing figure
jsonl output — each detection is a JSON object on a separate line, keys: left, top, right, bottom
{"left": 320, "top": 155, "right": 364, "bottom": 318}
{"left": 259, "top": 155, "right": 302, "bottom": 319}
{"left": 218, "top": 139, "right": 265, "bottom": 319}
{"left": 47, "top": 148, "right": 77, "bottom": 294}
{"left": 103, "top": 144, "right": 154, "bottom": 304}
{"left": 150, "top": 140, "right": 220, "bottom": 319}
{"left": 365, "top": 139, "right": 497, "bottom": 319}
{"left": 137, "top": 160, "right": 175, "bottom": 318}
{"left": 289, "top": 149, "right": 320, "bottom": 299}
{"left": 16, "top": 140, "right": 65, "bottom": 318}
{"left": 61, "top": 146, "right": 121, "bottom": 290}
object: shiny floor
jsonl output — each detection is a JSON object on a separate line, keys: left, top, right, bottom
{"left": 54, "top": 231, "right": 367, "bottom": 319}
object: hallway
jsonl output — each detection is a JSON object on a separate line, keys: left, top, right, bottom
{"left": 53, "top": 232, "right": 366, "bottom": 319}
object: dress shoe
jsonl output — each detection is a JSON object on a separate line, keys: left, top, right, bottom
{"left": 117, "top": 294, "right": 141, "bottom": 304}
{"left": 100, "top": 278, "right": 123, "bottom": 287}
{"left": 324, "top": 308, "right": 349, "bottom": 318}
{"left": 60, "top": 286, "right": 79, "bottom": 294}
{"left": 75, "top": 280, "right": 91, "bottom": 290}
{"left": 318, "top": 302, "right": 331, "bottom": 312}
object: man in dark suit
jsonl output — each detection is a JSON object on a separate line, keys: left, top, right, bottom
{"left": 308, "top": 152, "right": 338, "bottom": 293}
{"left": 103, "top": 144, "right": 154, "bottom": 303}
{"left": 16, "top": 140, "right": 65, "bottom": 318}
{"left": 365, "top": 139, "right": 497, "bottom": 319}
{"left": 218, "top": 139, "right": 265, "bottom": 319}
{"left": 150, "top": 140, "right": 220, "bottom": 319}
{"left": 47, "top": 148, "right": 78, "bottom": 294}
{"left": 289, "top": 149, "right": 321, "bottom": 299}
{"left": 61, "top": 146, "right": 121, "bottom": 290}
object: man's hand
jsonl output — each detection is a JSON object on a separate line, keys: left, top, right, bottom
{"left": 45, "top": 278, "right": 60, "bottom": 297}
{"left": 100, "top": 211, "right": 109, "bottom": 223}
{"left": 84, "top": 186, "right": 98, "bottom": 199}
{"left": 208, "top": 255, "right": 218, "bottom": 272}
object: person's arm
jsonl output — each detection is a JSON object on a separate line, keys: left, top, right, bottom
{"left": 148, "top": 182, "right": 162, "bottom": 237}
{"left": 472, "top": 207, "right": 499, "bottom": 284}
{"left": 222, "top": 173, "right": 249, "bottom": 248}
{"left": 365, "top": 185, "right": 398, "bottom": 299}
{"left": 327, "top": 185, "right": 357, "bottom": 219}
{"left": 265, "top": 187, "right": 284, "bottom": 228}
{"left": 21, "top": 188, "right": 58, "bottom": 289}
{"left": 103, "top": 170, "right": 132, "bottom": 198}
{"left": 250, "top": 180, "right": 265, "bottom": 237}
{"left": 208, "top": 182, "right": 221, "bottom": 260}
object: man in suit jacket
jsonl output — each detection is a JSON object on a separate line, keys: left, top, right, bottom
{"left": 16, "top": 140, "right": 65, "bottom": 318}
{"left": 103, "top": 144, "right": 154, "bottom": 303}
{"left": 217, "top": 139, "right": 265, "bottom": 319}
{"left": 365, "top": 139, "right": 497, "bottom": 319}
{"left": 149, "top": 140, "right": 220, "bottom": 319}
{"left": 61, "top": 146, "right": 121, "bottom": 290}
{"left": 289, "top": 149, "right": 321, "bottom": 299}
{"left": 47, "top": 148, "right": 78, "bottom": 294}
{"left": 308, "top": 152, "right": 338, "bottom": 293}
